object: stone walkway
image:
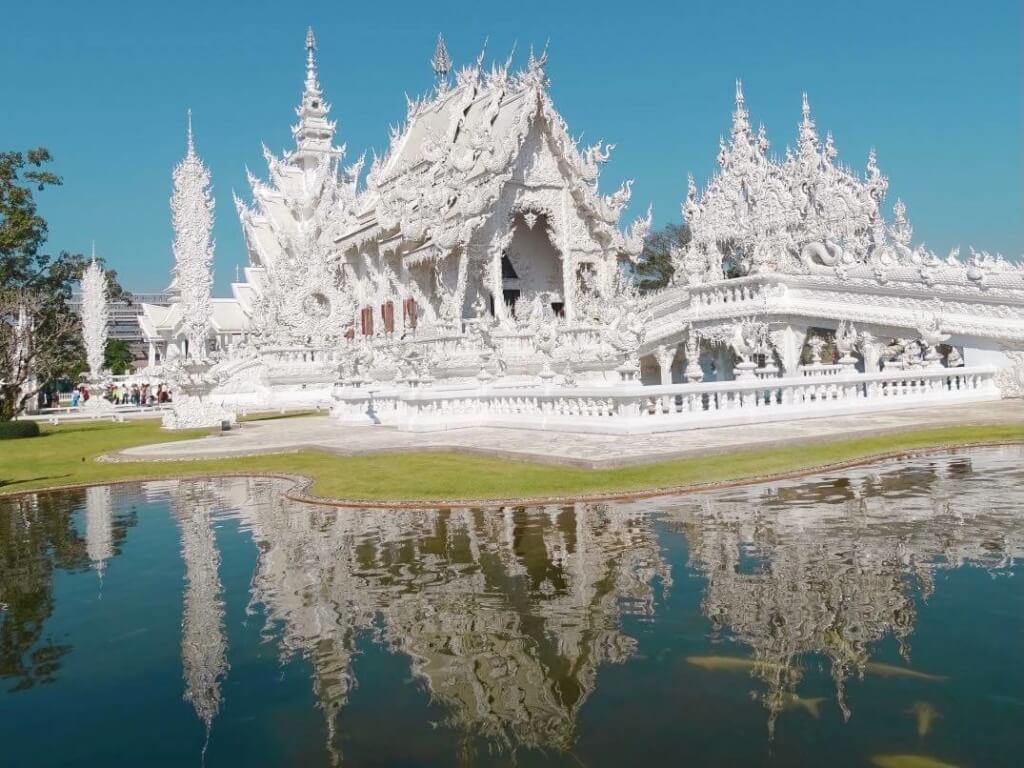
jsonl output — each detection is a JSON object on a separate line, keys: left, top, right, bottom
{"left": 112, "top": 400, "right": 1024, "bottom": 469}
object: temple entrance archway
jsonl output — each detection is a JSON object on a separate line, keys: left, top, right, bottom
{"left": 502, "top": 211, "right": 564, "bottom": 318}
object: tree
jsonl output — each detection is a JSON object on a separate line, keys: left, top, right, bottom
{"left": 103, "top": 338, "right": 134, "bottom": 375}
{"left": 0, "top": 149, "right": 124, "bottom": 419}
{"left": 633, "top": 222, "right": 691, "bottom": 292}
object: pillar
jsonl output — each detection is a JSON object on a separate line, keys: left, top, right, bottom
{"left": 655, "top": 344, "right": 676, "bottom": 386}
{"left": 148, "top": 342, "right": 156, "bottom": 368}
{"left": 714, "top": 344, "right": 734, "bottom": 382}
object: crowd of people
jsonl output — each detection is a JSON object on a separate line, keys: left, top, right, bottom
{"left": 68, "top": 382, "right": 172, "bottom": 408}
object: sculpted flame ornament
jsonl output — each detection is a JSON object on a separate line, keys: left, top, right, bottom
{"left": 80, "top": 249, "right": 109, "bottom": 382}
{"left": 171, "top": 111, "right": 215, "bottom": 360}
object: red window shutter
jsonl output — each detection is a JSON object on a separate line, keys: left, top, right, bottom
{"left": 403, "top": 298, "right": 417, "bottom": 329}
{"left": 361, "top": 307, "right": 373, "bottom": 336}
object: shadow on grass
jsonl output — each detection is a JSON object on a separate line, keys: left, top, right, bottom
{"left": 0, "top": 475, "right": 71, "bottom": 490}
{"left": 239, "top": 411, "right": 324, "bottom": 423}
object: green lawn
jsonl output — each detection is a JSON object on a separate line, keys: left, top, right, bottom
{"left": 1, "top": 418, "right": 1022, "bottom": 503}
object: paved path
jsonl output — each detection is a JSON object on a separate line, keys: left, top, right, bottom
{"left": 113, "top": 400, "right": 1024, "bottom": 469}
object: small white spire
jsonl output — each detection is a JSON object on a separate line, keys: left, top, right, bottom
{"left": 186, "top": 109, "right": 195, "bottom": 156}
{"left": 305, "top": 26, "right": 318, "bottom": 88}
{"left": 431, "top": 32, "right": 452, "bottom": 79}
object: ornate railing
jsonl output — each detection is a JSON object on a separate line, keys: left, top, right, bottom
{"left": 333, "top": 366, "right": 999, "bottom": 434}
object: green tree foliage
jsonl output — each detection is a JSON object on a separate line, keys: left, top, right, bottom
{"left": 633, "top": 222, "right": 691, "bottom": 292}
{"left": 0, "top": 489, "right": 137, "bottom": 690}
{"left": 104, "top": 338, "right": 134, "bottom": 375}
{"left": 0, "top": 149, "right": 125, "bottom": 419}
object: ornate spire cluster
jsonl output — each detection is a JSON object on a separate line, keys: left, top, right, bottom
{"left": 170, "top": 111, "right": 215, "bottom": 359}
{"left": 674, "top": 85, "right": 900, "bottom": 284}
{"left": 80, "top": 244, "right": 109, "bottom": 380}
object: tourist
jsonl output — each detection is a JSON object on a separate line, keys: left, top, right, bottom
{"left": 71, "top": 387, "right": 81, "bottom": 407}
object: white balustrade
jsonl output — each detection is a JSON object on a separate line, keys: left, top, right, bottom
{"left": 799, "top": 364, "right": 846, "bottom": 377}
{"left": 332, "top": 366, "right": 999, "bottom": 434}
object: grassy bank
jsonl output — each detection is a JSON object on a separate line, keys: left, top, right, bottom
{"left": 2, "top": 418, "right": 1023, "bottom": 504}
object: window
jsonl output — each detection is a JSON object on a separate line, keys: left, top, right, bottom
{"left": 360, "top": 307, "right": 373, "bottom": 336}
{"left": 381, "top": 302, "right": 395, "bottom": 333}
{"left": 403, "top": 298, "right": 417, "bottom": 330}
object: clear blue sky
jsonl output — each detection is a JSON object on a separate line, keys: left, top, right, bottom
{"left": 1, "top": 0, "right": 1020, "bottom": 293}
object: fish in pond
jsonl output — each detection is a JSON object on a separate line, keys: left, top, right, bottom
{"left": 753, "top": 691, "right": 824, "bottom": 718}
{"left": 685, "top": 656, "right": 788, "bottom": 673}
{"left": 906, "top": 701, "right": 943, "bottom": 737}
{"left": 865, "top": 662, "right": 947, "bottom": 682}
{"left": 870, "top": 755, "right": 959, "bottom": 768}
{"left": 781, "top": 693, "right": 824, "bottom": 718}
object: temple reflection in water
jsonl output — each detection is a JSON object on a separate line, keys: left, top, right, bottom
{"left": 1, "top": 448, "right": 1022, "bottom": 763}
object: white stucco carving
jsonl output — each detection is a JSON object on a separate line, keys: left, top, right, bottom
{"left": 170, "top": 112, "right": 215, "bottom": 360}
{"left": 135, "top": 32, "right": 1023, "bottom": 430}
{"left": 80, "top": 248, "right": 109, "bottom": 381}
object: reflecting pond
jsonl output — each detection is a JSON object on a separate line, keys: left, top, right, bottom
{"left": 2, "top": 447, "right": 1023, "bottom": 767}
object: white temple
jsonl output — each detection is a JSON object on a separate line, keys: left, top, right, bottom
{"left": 139, "top": 30, "right": 1024, "bottom": 431}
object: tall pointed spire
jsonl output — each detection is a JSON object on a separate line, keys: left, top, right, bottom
{"left": 730, "top": 79, "right": 752, "bottom": 144}
{"left": 292, "top": 26, "right": 338, "bottom": 166}
{"left": 431, "top": 33, "right": 452, "bottom": 79}
{"left": 305, "top": 26, "right": 318, "bottom": 87}
{"left": 170, "top": 112, "right": 215, "bottom": 359}
{"left": 80, "top": 247, "right": 109, "bottom": 381}
{"left": 796, "top": 92, "right": 819, "bottom": 169}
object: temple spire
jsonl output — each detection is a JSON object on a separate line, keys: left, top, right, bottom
{"left": 431, "top": 33, "right": 452, "bottom": 79}
{"left": 186, "top": 109, "right": 195, "bottom": 157}
{"left": 731, "top": 79, "right": 752, "bottom": 143}
{"left": 170, "top": 113, "right": 215, "bottom": 359}
{"left": 797, "top": 92, "right": 819, "bottom": 167}
{"left": 292, "top": 26, "right": 338, "bottom": 165}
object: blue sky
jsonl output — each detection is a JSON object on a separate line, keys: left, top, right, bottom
{"left": 1, "top": 0, "right": 1020, "bottom": 293}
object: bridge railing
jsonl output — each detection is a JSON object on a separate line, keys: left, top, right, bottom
{"left": 332, "top": 366, "right": 999, "bottom": 434}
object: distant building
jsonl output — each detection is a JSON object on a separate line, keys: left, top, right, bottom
{"left": 69, "top": 291, "right": 173, "bottom": 368}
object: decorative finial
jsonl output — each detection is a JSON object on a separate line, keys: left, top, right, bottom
{"left": 431, "top": 33, "right": 452, "bottom": 79}
{"left": 91, "top": 240, "right": 97, "bottom": 264}
{"left": 475, "top": 36, "right": 489, "bottom": 69}
{"left": 735, "top": 79, "right": 745, "bottom": 108}
{"left": 801, "top": 92, "right": 811, "bottom": 121}
{"left": 303, "top": 26, "right": 322, "bottom": 101}
{"left": 186, "top": 109, "right": 195, "bottom": 156}
{"left": 305, "top": 26, "right": 317, "bottom": 79}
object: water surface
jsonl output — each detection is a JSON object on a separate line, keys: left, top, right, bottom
{"left": 2, "top": 447, "right": 1022, "bottom": 767}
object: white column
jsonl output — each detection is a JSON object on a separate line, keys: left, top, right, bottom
{"left": 655, "top": 344, "right": 676, "bottom": 386}
{"left": 148, "top": 342, "right": 156, "bottom": 368}
{"left": 560, "top": 187, "right": 574, "bottom": 322}
{"left": 714, "top": 345, "right": 734, "bottom": 382}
